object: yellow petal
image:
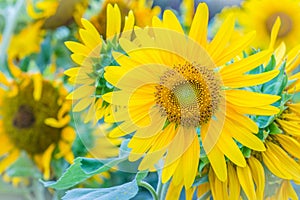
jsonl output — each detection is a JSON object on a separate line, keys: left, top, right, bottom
{"left": 275, "top": 134, "right": 300, "bottom": 159}
{"left": 65, "top": 41, "right": 91, "bottom": 56}
{"left": 276, "top": 119, "right": 300, "bottom": 136}
{"left": 226, "top": 106, "right": 258, "bottom": 133}
{"left": 227, "top": 163, "right": 240, "bottom": 200}
{"left": 32, "top": 73, "right": 43, "bottom": 101}
{"left": 61, "top": 126, "right": 76, "bottom": 142}
{"left": 42, "top": 144, "right": 55, "bottom": 180}
{"left": 262, "top": 145, "right": 293, "bottom": 179}
{"left": 217, "top": 130, "right": 246, "bottom": 167}
{"left": 220, "top": 50, "right": 271, "bottom": 79}
{"left": 189, "top": 3, "right": 208, "bottom": 48}
{"left": 163, "top": 10, "right": 184, "bottom": 34}
{"left": 207, "top": 146, "right": 227, "bottom": 181}
{"left": 182, "top": 131, "right": 200, "bottom": 187}
{"left": 226, "top": 118, "right": 265, "bottom": 151}
{"left": 223, "top": 70, "right": 279, "bottom": 88}
{"left": 230, "top": 103, "right": 280, "bottom": 116}
{"left": 0, "top": 139, "right": 13, "bottom": 156}
{"left": 267, "top": 143, "right": 300, "bottom": 180}
{"left": 226, "top": 90, "right": 280, "bottom": 107}
{"left": 208, "top": 14, "right": 235, "bottom": 61}
{"left": 73, "top": 97, "right": 94, "bottom": 112}
{"left": 81, "top": 18, "right": 102, "bottom": 44}
{"left": 106, "top": 4, "right": 121, "bottom": 39}
{"left": 69, "top": 85, "right": 94, "bottom": 100}
{"left": 248, "top": 157, "right": 265, "bottom": 200}
{"left": 109, "top": 121, "right": 137, "bottom": 138}
{"left": 165, "top": 181, "right": 183, "bottom": 200}
{"left": 268, "top": 17, "right": 281, "bottom": 50}
{"left": 0, "top": 150, "right": 19, "bottom": 174}
{"left": 216, "top": 31, "right": 255, "bottom": 66}
{"left": 122, "top": 11, "right": 135, "bottom": 40}
{"left": 236, "top": 165, "right": 256, "bottom": 200}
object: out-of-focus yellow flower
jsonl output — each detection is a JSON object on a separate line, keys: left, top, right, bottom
{"left": 7, "top": 21, "right": 44, "bottom": 60}
{"left": 90, "top": 0, "right": 160, "bottom": 39}
{"left": 27, "top": 0, "right": 88, "bottom": 29}
{"left": 0, "top": 63, "right": 75, "bottom": 180}
{"left": 218, "top": 0, "right": 300, "bottom": 50}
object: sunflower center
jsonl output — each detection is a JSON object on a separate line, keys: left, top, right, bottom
{"left": 2, "top": 79, "right": 63, "bottom": 155}
{"left": 13, "top": 105, "right": 35, "bottom": 129}
{"left": 266, "top": 12, "right": 293, "bottom": 38}
{"left": 155, "top": 63, "right": 221, "bottom": 127}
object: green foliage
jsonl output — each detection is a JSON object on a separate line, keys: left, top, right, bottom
{"left": 62, "top": 179, "right": 138, "bottom": 200}
{"left": 6, "top": 152, "right": 41, "bottom": 178}
{"left": 42, "top": 156, "right": 128, "bottom": 190}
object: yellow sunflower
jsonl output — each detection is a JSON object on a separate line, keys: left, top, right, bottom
{"left": 103, "top": 3, "right": 280, "bottom": 190}
{"left": 222, "top": 0, "right": 300, "bottom": 50}
{"left": 90, "top": 0, "right": 160, "bottom": 39}
{"left": 0, "top": 64, "right": 75, "bottom": 180}
{"left": 64, "top": 4, "right": 134, "bottom": 124}
{"left": 7, "top": 21, "right": 44, "bottom": 61}
{"left": 27, "top": 0, "right": 88, "bottom": 28}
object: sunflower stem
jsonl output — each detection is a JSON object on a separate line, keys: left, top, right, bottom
{"left": 138, "top": 181, "right": 159, "bottom": 200}
{"left": 156, "top": 171, "right": 163, "bottom": 198}
{"left": 159, "top": 180, "right": 170, "bottom": 200}
{"left": 0, "top": 0, "right": 24, "bottom": 67}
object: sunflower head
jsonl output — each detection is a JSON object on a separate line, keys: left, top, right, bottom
{"left": 219, "top": 0, "right": 300, "bottom": 50}
{"left": 0, "top": 65, "right": 75, "bottom": 179}
{"left": 27, "top": 0, "right": 88, "bottom": 29}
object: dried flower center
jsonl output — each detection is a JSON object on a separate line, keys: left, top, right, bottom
{"left": 13, "top": 105, "right": 35, "bottom": 129}
{"left": 155, "top": 63, "right": 221, "bottom": 127}
{"left": 2, "top": 79, "right": 63, "bottom": 154}
{"left": 266, "top": 12, "right": 293, "bottom": 38}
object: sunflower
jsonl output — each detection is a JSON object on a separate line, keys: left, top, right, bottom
{"left": 7, "top": 21, "right": 45, "bottom": 61}
{"left": 90, "top": 0, "right": 160, "bottom": 39}
{"left": 220, "top": 0, "right": 300, "bottom": 50}
{"left": 65, "top": 4, "right": 134, "bottom": 124}
{"left": 103, "top": 3, "right": 280, "bottom": 190}
{"left": 27, "top": 0, "right": 88, "bottom": 29}
{"left": 0, "top": 64, "right": 75, "bottom": 180}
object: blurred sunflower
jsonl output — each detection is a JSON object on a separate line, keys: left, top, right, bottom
{"left": 267, "top": 180, "right": 298, "bottom": 200}
{"left": 7, "top": 21, "right": 44, "bottom": 61}
{"left": 65, "top": 4, "right": 134, "bottom": 124}
{"left": 90, "top": 0, "right": 160, "bottom": 39}
{"left": 0, "top": 64, "right": 75, "bottom": 180}
{"left": 219, "top": 0, "right": 300, "bottom": 50}
{"left": 103, "top": 3, "right": 280, "bottom": 190}
{"left": 27, "top": 0, "right": 88, "bottom": 28}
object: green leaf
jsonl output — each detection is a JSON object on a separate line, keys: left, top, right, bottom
{"left": 42, "top": 156, "right": 127, "bottom": 190}
{"left": 264, "top": 55, "right": 276, "bottom": 72}
{"left": 62, "top": 180, "right": 138, "bottom": 200}
{"left": 241, "top": 146, "right": 251, "bottom": 158}
{"left": 135, "top": 170, "right": 149, "bottom": 183}
{"left": 269, "top": 122, "right": 282, "bottom": 134}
